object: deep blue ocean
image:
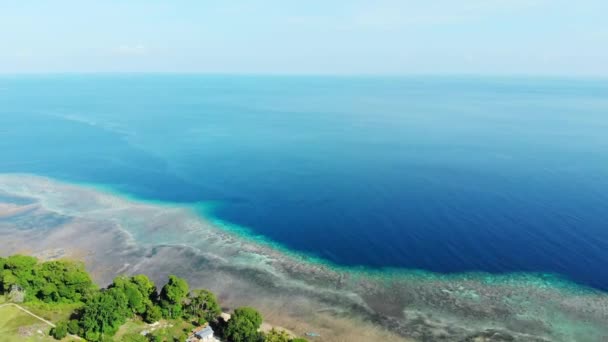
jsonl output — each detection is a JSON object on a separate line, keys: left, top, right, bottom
{"left": 1, "top": 75, "right": 607, "bottom": 290}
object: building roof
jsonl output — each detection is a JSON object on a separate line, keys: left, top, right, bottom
{"left": 194, "top": 326, "right": 214, "bottom": 338}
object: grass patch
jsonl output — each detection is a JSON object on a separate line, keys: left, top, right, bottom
{"left": 21, "top": 301, "right": 82, "bottom": 323}
{"left": 114, "top": 318, "right": 196, "bottom": 342}
{"left": 147, "top": 319, "right": 196, "bottom": 341}
{"left": 0, "top": 305, "right": 54, "bottom": 342}
{"left": 114, "top": 318, "right": 148, "bottom": 341}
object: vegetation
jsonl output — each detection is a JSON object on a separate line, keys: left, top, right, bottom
{"left": 50, "top": 321, "right": 68, "bottom": 339}
{"left": 0, "top": 255, "right": 309, "bottom": 342}
{"left": 78, "top": 287, "right": 131, "bottom": 339}
{"left": 159, "top": 275, "right": 189, "bottom": 319}
{"left": 0, "top": 255, "right": 94, "bottom": 303}
{"left": 262, "top": 328, "right": 308, "bottom": 342}
{"left": 121, "top": 333, "right": 149, "bottom": 342}
{"left": 0, "top": 304, "right": 53, "bottom": 342}
{"left": 67, "top": 319, "right": 80, "bottom": 335}
{"left": 225, "top": 306, "right": 264, "bottom": 342}
{"left": 111, "top": 275, "right": 157, "bottom": 315}
{"left": 146, "top": 319, "right": 192, "bottom": 342}
{"left": 265, "top": 328, "right": 291, "bottom": 342}
{"left": 184, "top": 288, "right": 221, "bottom": 324}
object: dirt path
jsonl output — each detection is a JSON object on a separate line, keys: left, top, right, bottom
{"left": 0, "top": 303, "right": 56, "bottom": 327}
{"left": 0, "top": 303, "right": 82, "bottom": 340}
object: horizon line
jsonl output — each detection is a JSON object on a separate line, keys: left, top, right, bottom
{"left": 0, "top": 71, "right": 607, "bottom": 80}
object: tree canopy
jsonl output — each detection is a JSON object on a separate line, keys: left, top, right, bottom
{"left": 159, "top": 275, "right": 189, "bottom": 319}
{"left": 184, "top": 288, "right": 221, "bottom": 323}
{"left": 110, "top": 274, "right": 158, "bottom": 318}
{"left": 225, "top": 306, "right": 264, "bottom": 342}
{"left": 0, "top": 255, "right": 310, "bottom": 342}
{"left": 265, "top": 328, "right": 291, "bottom": 342}
{"left": 78, "top": 287, "right": 131, "bottom": 339}
{"left": 0, "top": 255, "right": 93, "bottom": 303}
{"left": 50, "top": 321, "right": 68, "bottom": 340}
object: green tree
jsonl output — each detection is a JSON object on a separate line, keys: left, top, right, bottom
{"left": 4, "top": 255, "right": 37, "bottom": 272}
{"left": 78, "top": 288, "right": 131, "bottom": 339}
{"left": 144, "top": 303, "right": 163, "bottom": 323}
{"left": 36, "top": 260, "right": 93, "bottom": 302}
{"left": 85, "top": 330, "right": 101, "bottom": 341}
{"left": 126, "top": 284, "right": 146, "bottom": 313}
{"left": 224, "top": 306, "right": 263, "bottom": 342}
{"left": 160, "top": 275, "right": 189, "bottom": 304}
{"left": 1, "top": 271, "right": 18, "bottom": 292}
{"left": 0, "top": 256, "right": 93, "bottom": 304}
{"left": 111, "top": 276, "right": 147, "bottom": 314}
{"left": 265, "top": 328, "right": 290, "bottom": 342}
{"left": 184, "top": 289, "right": 221, "bottom": 322}
{"left": 50, "top": 321, "right": 68, "bottom": 340}
{"left": 131, "top": 274, "right": 157, "bottom": 300}
{"left": 291, "top": 339, "right": 309, "bottom": 342}
{"left": 163, "top": 303, "right": 184, "bottom": 319}
{"left": 2, "top": 255, "right": 37, "bottom": 294}
{"left": 160, "top": 275, "right": 189, "bottom": 319}
{"left": 110, "top": 274, "right": 161, "bottom": 319}
{"left": 67, "top": 319, "right": 80, "bottom": 335}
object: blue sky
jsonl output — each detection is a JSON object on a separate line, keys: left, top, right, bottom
{"left": 1, "top": 0, "right": 607, "bottom": 75}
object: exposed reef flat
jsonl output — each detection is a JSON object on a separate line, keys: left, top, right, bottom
{"left": 0, "top": 174, "right": 607, "bottom": 342}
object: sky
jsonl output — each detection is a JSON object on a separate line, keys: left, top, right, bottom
{"left": 1, "top": 0, "right": 607, "bottom": 75}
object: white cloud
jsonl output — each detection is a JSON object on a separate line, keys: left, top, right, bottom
{"left": 114, "top": 44, "right": 147, "bottom": 56}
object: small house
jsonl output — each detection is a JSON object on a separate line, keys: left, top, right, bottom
{"left": 187, "top": 324, "right": 214, "bottom": 342}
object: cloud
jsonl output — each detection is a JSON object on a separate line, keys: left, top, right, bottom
{"left": 114, "top": 44, "right": 147, "bottom": 56}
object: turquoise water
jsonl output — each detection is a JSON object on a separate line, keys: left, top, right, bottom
{"left": 1, "top": 74, "right": 607, "bottom": 290}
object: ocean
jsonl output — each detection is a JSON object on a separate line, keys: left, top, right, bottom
{"left": 1, "top": 74, "right": 607, "bottom": 291}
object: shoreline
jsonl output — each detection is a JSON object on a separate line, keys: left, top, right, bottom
{"left": 1, "top": 173, "right": 607, "bottom": 341}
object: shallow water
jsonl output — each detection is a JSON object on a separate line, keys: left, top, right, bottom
{"left": 1, "top": 175, "right": 607, "bottom": 341}
{"left": 1, "top": 74, "right": 608, "bottom": 292}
